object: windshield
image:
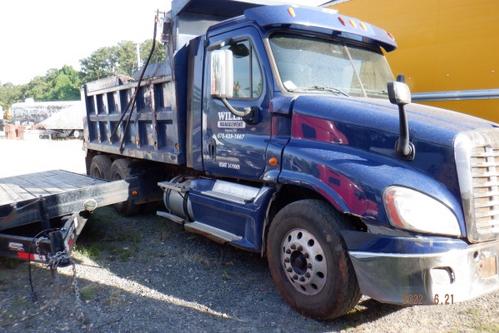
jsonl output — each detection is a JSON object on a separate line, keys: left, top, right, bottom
{"left": 269, "top": 34, "right": 394, "bottom": 98}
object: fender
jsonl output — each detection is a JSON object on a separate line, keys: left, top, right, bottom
{"left": 278, "top": 139, "right": 466, "bottom": 234}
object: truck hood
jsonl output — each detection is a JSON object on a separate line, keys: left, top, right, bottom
{"left": 291, "top": 95, "right": 496, "bottom": 147}
{"left": 289, "top": 95, "right": 497, "bottom": 196}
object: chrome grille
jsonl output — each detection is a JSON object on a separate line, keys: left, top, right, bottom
{"left": 471, "top": 146, "right": 499, "bottom": 236}
{"left": 455, "top": 128, "right": 499, "bottom": 242}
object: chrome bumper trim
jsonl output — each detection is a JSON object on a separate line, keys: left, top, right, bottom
{"left": 349, "top": 239, "right": 499, "bottom": 305}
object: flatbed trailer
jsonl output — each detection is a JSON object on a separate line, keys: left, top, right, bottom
{"left": 0, "top": 170, "right": 129, "bottom": 265}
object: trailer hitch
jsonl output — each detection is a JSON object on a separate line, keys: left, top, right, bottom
{"left": 28, "top": 214, "right": 80, "bottom": 300}
{"left": 47, "top": 230, "right": 71, "bottom": 268}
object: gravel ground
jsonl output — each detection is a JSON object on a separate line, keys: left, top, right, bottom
{"left": 1, "top": 137, "right": 499, "bottom": 332}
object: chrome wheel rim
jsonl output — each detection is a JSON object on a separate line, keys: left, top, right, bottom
{"left": 281, "top": 228, "right": 327, "bottom": 296}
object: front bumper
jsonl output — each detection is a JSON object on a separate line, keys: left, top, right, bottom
{"left": 349, "top": 239, "right": 499, "bottom": 305}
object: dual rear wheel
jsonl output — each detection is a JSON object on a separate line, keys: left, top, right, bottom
{"left": 89, "top": 155, "right": 140, "bottom": 216}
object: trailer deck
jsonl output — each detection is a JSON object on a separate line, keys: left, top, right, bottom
{"left": 0, "top": 170, "right": 129, "bottom": 231}
{"left": 0, "top": 170, "right": 130, "bottom": 264}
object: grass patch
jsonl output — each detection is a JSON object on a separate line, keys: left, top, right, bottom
{"left": 105, "top": 289, "right": 125, "bottom": 307}
{"left": 463, "top": 307, "right": 499, "bottom": 332}
{"left": 74, "top": 244, "right": 102, "bottom": 261}
{"left": 475, "top": 323, "right": 499, "bottom": 333}
{"left": 80, "top": 283, "right": 99, "bottom": 302}
{"left": 79, "top": 208, "right": 119, "bottom": 241}
{"left": 113, "top": 230, "right": 142, "bottom": 244}
{"left": 109, "top": 246, "right": 135, "bottom": 262}
{"left": 75, "top": 242, "right": 138, "bottom": 262}
{"left": 0, "top": 258, "right": 23, "bottom": 269}
{"left": 74, "top": 207, "right": 142, "bottom": 262}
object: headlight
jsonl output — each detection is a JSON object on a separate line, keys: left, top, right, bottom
{"left": 383, "top": 186, "right": 461, "bottom": 237}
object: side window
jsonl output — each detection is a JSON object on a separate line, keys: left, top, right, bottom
{"left": 224, "top": 40, "right": 263, "bottom": 99}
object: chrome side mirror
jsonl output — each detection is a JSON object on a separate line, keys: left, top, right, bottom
{"left": 388, "top": 75, "right": 415, "bottom": 160}
{"left": 210, "top": 49, "right": 234, "bottom": 99}
{"left": 387, "top": 81, "right": 412, "bottom": 106}
{"left": 210, "top": 48, "right": 257, "bottom": 122}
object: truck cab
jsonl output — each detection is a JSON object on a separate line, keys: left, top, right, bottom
{"left": 83, "top": 0, "right": 499, "bottom": 319}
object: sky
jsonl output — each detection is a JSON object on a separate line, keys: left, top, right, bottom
{"left": 0, "top": 0, "right": 327, "bottom": 85}
{"left": 0, "top": 0, "right": 170, "bottom": 84}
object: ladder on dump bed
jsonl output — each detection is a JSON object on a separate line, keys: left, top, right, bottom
{"left": 0, "top": 170, "right": 129, "bottom": 265}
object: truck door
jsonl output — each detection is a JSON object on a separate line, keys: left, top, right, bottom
{"left": 203, "top": 27, "right": 271, "bottom": 180}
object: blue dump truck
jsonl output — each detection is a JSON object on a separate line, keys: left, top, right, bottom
{"left": 81, "top": 0, "right": 499, "bottom": 319}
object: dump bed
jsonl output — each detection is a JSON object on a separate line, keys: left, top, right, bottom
{"left": 83, "top": 68, "right": 187, "bottom": 165}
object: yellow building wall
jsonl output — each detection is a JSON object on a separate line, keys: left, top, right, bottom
{"left": 330, "top": 0, "right": 499, "bottom": 122}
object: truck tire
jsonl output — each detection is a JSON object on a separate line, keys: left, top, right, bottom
{"left": 267, "top": 199, "right": 361, "bottom": 320}
{"left": 110, "top": 159, "right": 141, "bottom": 216}
{"left": 89, "top": 155, "right": 112, "bottom": 180}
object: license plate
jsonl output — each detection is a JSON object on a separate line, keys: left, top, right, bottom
{"left": 478, "top": 256, "right": 498, "bottom": 279}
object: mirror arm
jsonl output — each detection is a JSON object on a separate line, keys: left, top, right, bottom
{"left": 219, "top": 98, "right": 259, "bottom": 124}
{"left": 221, "top": 98, "right": 251, "bottom": 118}
{"left": 389, "top": 75, "right": 415, "bottom": 160}
{"left": 207, "top": 38, "right": 234, "bottom": 51}
{"left": 396, "top": 104, "right": 415, "bottom": 160}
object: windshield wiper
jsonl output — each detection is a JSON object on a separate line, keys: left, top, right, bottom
{"left": 363, "top": 89, "right": 389, "bottom": 97}
{"left": 372, "top": 89, "right": 389, "bottom": 95}
{"left": 299, "top": 85, "right": 350, "bottom": 97}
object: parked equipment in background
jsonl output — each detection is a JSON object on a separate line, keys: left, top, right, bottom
{"left": 36, "top": 102, "right": 85, "bottom": 140}
{"left": 4, "top": 124, "right": 24, "bottom": 140}
{"left": 11, "top": 99, "right": 80, "bottom": 126}
{"left": 81, "top": 0, "right": 499, "bottom": 320}
{"left": 328, "top": 0, "right": 499, "bottom": 122}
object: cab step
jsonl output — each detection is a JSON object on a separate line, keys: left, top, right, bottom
{"left": 184, "top": 221, "right": 242, "bottom": 243}
{"left": 157, "top": 211, "right": 185, "bottom": 225}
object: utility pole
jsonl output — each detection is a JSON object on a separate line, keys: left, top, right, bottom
{"left": 136, "top": 42, "right": 142, "bottom": 69}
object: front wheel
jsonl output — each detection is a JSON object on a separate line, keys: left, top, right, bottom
{"left": 267, "top": 199, "right": 360, "bottom": 320}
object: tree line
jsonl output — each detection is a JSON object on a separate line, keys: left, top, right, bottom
{"left": 0, "top": 39, "right": 165, "bottom": 113}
